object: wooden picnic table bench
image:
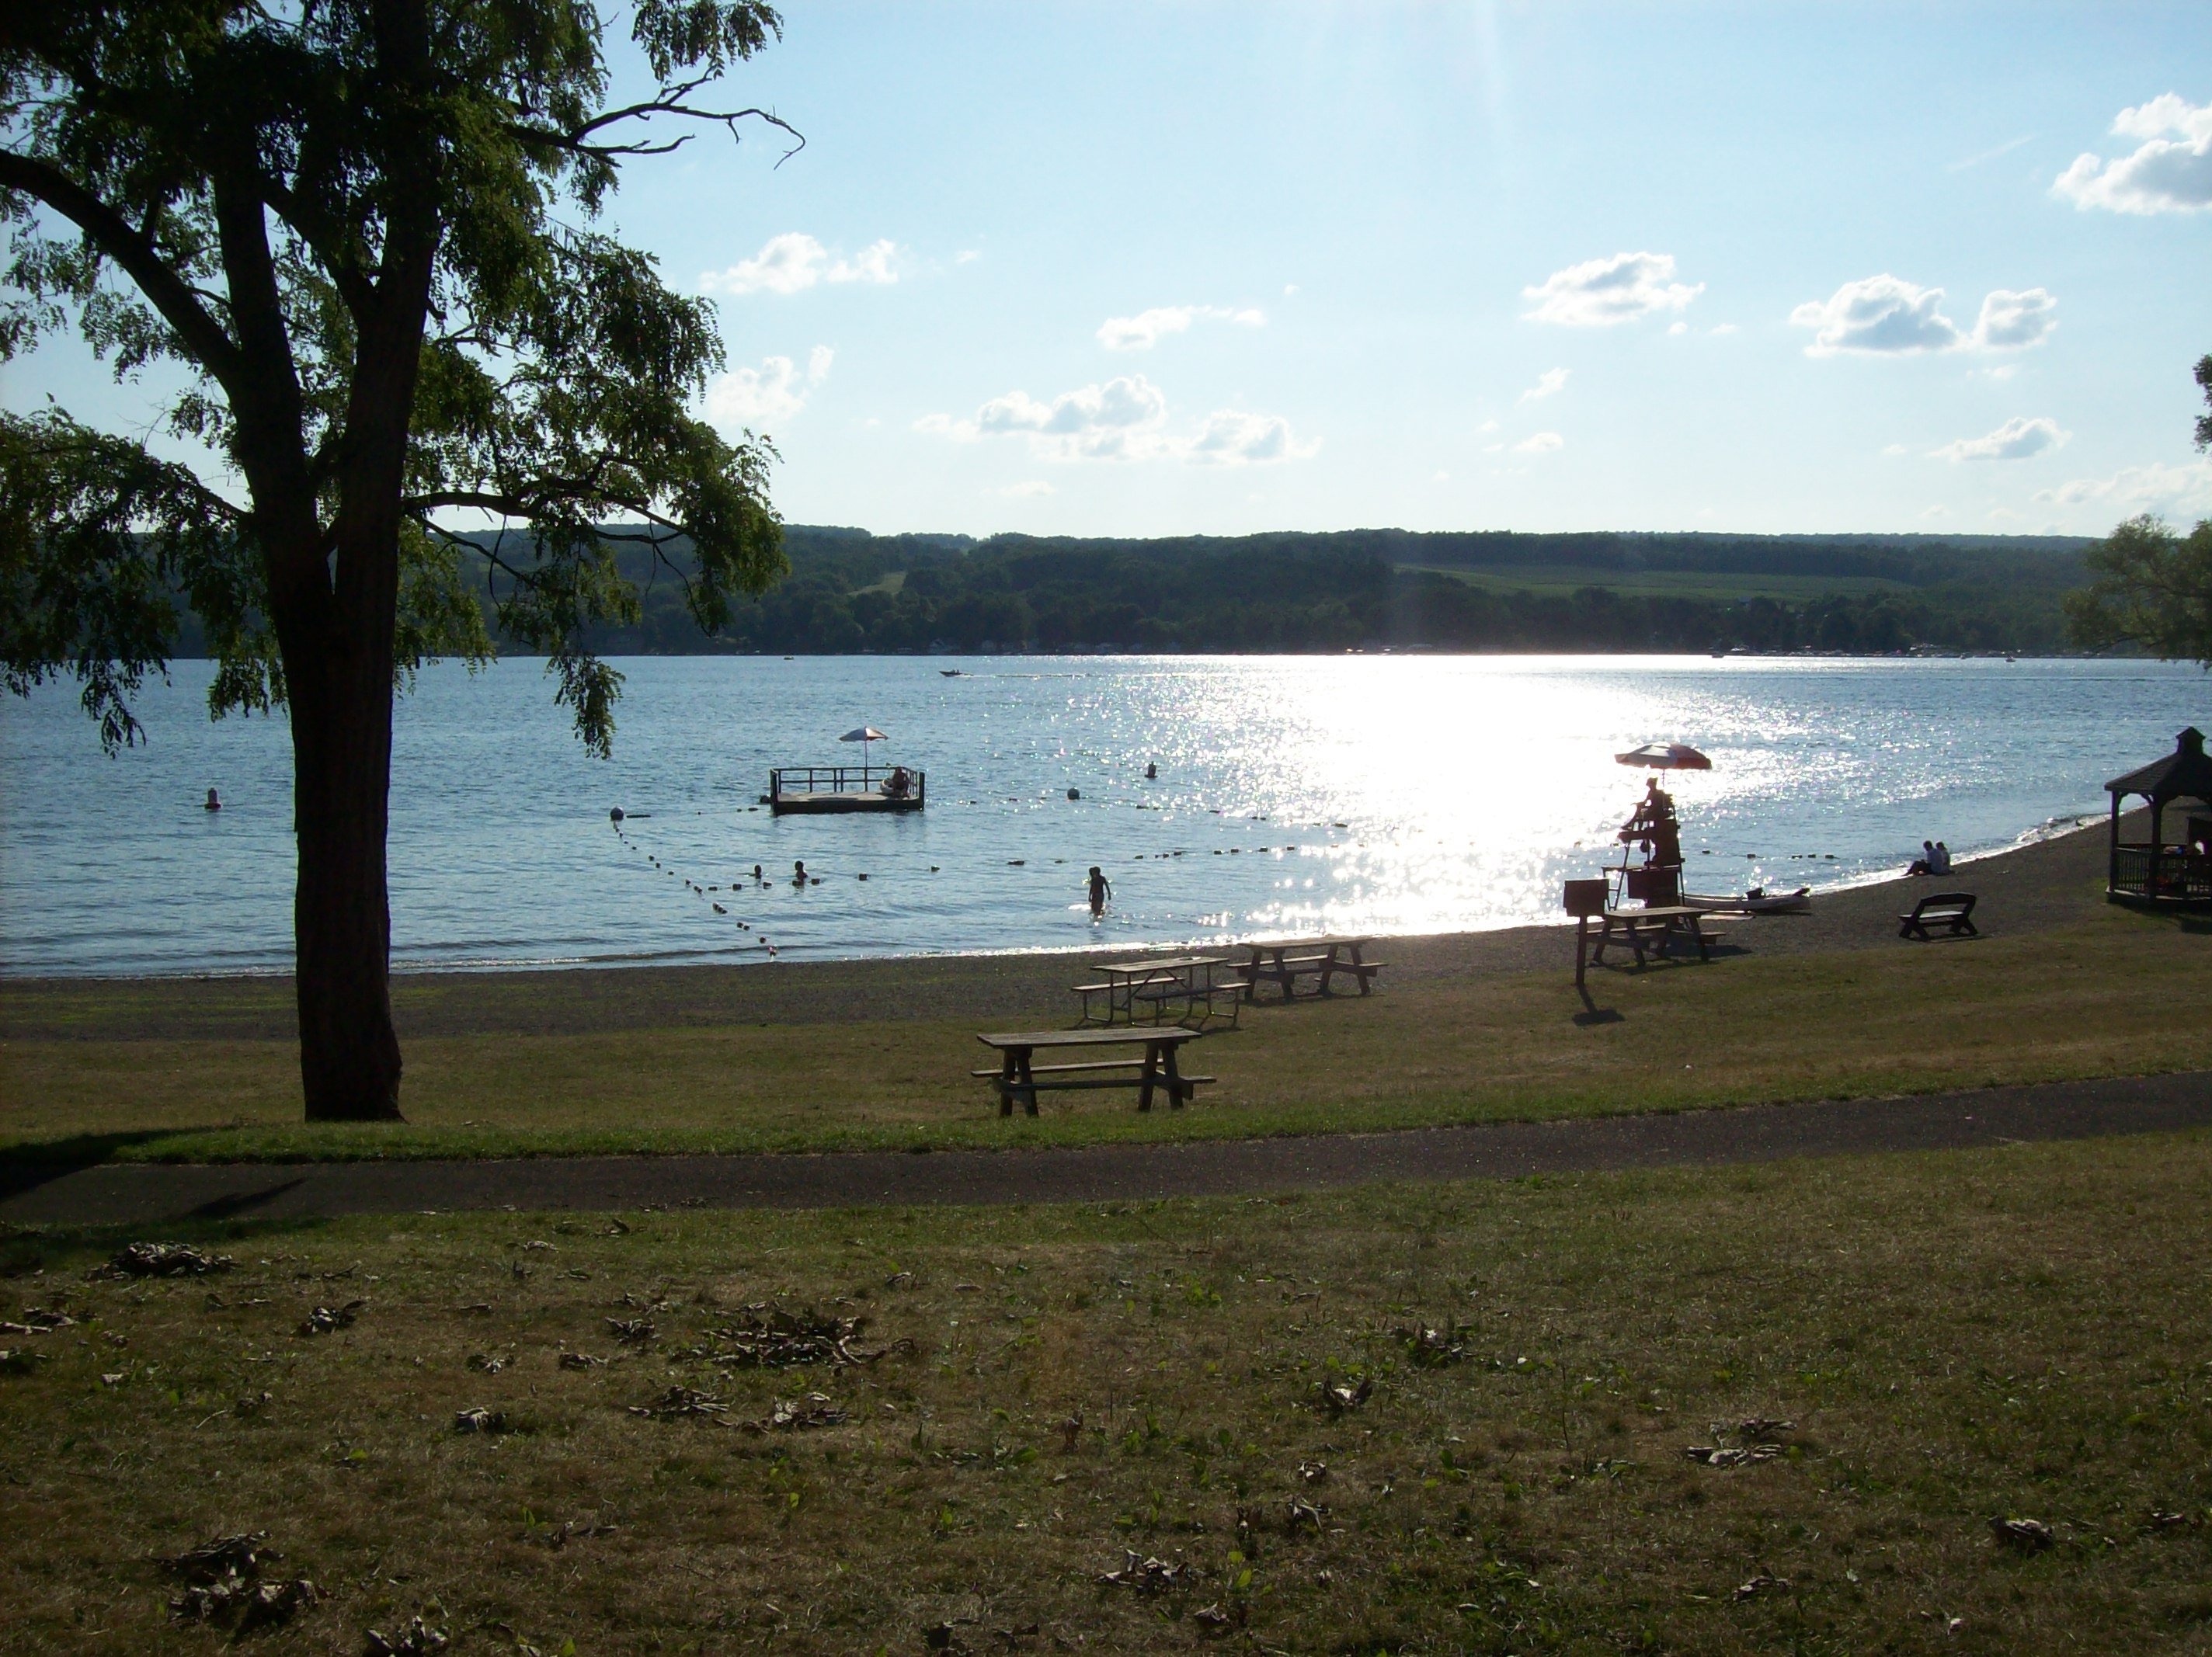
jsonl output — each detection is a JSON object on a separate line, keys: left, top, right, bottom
{"left": 1588, "top": 905, "right": 1727, "bottom": 967}
{"left": 1898, "top": 891, "right": 1978, "bottom": 940}
{"left": 1076, "top": 957, "right": 1245, "bottom": 1027}
{"left": 974, "top": 1028, "right": 1213, "bottom": 1115}
{"left": 1235, "top": 936, "right": 1384, "bottom": 1000}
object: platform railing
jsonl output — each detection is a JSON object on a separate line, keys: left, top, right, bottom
{"left": 770, "top": 766, "right": 924, "bottom": 803}
{"left": 2113, "top": 844, "right": 2212, "bottom": 900}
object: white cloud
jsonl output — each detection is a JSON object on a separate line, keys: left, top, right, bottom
{"left": 918, "top": 373, "right": 1315, "bottom": 465}
{"left": 2036, "top": 457, "right": 2212, "bottom": 512}
{"left": 1518, "top": 367, "right": 1570, "bottom": 403}
{"left": 1186, "top": 408, "right": 1309, "bottom": 465}
{"left": 1667, "top": 321, "right": 1689, "bottom": 336}
{"left": 1522, "top": 252, "right": 1702, "bottom": 327}
{"left": 701, "top": 233, "right": 902, "bottom": 296}
{"left": 1789, "top": 276, "right": 2056, "bottom": 355}
{"left": 955, "top": 249, "right": 983, "bottom": 265}
{"left": 1882, "top": 443, "right": 1909, "bottom": 457}
{"left": 1973, "top": 288, "right": 2059, "bottom": 349}
{"left": 1932, "top": 416, "right": 2069, "bottom": 463}
{"left": 1790, "top": 275, "right": 1962, "bottom": 355}
{"left": 705, "top": 350, "right": 831, "bottom": 427}
{"left": 1512, "top": 431, "right": 1564, "bottom": 454}
{"left": 2054, "top": 94, "right": 2212, "bottom": 214}
{"left": 1097, "top": 304, "right": 1266, "bottom": 351}
{"left": 1708, "top": 323, "right": 1739, "bottom": 336}
{"left": 992, "top": 481, "right": 1055, "bottom": 498}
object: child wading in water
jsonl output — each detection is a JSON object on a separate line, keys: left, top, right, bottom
{"left": 1087, "top": 866, "right": 1112, "bottom": 919}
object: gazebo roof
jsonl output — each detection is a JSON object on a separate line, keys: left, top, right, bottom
{"left": 2107, "top": 727, "right": 2212, "bottom": 803}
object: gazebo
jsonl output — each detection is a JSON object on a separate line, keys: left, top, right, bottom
{"left": 2106, "top": 726, "right": 2212, "bottom": 904}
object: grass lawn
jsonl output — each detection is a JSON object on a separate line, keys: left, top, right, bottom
{"left": 5, "top": 1131, "right": 2212, "bottom": 1653}
{"left": 4, "top": 908, "right": 2210, "bottom": 1165}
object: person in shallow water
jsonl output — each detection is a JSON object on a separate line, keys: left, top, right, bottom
{"left": 793, "top": 860, "right": 808, "bottom": 886}
{"left": 1087, "top": 865, "right": 1112, "bottom": 918}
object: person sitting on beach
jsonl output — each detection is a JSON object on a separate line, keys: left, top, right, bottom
{"left": 1087, "top": 866, "right": 1112, "bottom": 919}
{"left": 1908, "top": 840, "right": 1935, "bottom": 877}
{"left": 881, "top": 766, "right": 913, "bottom": 800}
{"left": 1929, "top": 841, "right": 1953, "bottom": 876}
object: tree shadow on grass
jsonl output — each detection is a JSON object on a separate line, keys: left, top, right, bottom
{"left": 0, "top": 1130, "right": 238, "bottom": 1202}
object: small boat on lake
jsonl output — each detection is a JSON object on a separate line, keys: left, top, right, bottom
{"left": 1683, "top": 887, "right": 1812, "bottom": 915}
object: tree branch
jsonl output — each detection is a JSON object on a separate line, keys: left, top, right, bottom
{"left": 0, "top": 151, "right": 246, "bottom": 386}
{"left": 513, "top": 99, "right": 804, "bottom": 166}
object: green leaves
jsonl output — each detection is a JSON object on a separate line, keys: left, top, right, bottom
{"left": 0, "top": 408, "right": 250, "bottom": 750}
{"left": 5, "top": 0, "right": 794, "bottom": 756}
{"left": 2064, "top": 514, "right": 2212, "bottom": 669}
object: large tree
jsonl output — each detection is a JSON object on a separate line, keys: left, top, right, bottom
{"left": 1, "top": 0, "right": 791, "bottom": 1119}
{"left": 2064, "top": 355, "right": 2212, "bottom": 669}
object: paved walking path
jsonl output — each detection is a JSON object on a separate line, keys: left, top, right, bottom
{"left": 3, "top": 1072, "right": 2207, "bottom": 1227}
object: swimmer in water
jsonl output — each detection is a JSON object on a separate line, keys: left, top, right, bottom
{"left": 793, "top": 860, "right": 808, "bottom": 886}
{"left": 203, "top": 788, "right": 222, "bottom": 811}
{"left": 753, "top": 864, "right": 763, "bottom": 884}
{"left": 1087, "top": 865, "right": 1111, "bottom": 919}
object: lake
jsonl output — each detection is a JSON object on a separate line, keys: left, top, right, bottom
{"left": 2, "top": 654, "right": 2204, "bottom": 977}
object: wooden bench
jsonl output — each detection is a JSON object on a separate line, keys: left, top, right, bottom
{"left": 974, "top": 1028, "right": 1214, "bottom": 1115}
{"left": 1899, "top": 891, "right": 1977, "bottom": 940}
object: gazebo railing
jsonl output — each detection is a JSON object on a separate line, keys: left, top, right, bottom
{"left": 2113, "top": 845, "right": 2212, "bottom": 901}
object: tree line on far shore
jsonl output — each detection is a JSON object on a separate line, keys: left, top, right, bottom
{"left": 392, "top": 526, "right": 2088, "bottom": 658}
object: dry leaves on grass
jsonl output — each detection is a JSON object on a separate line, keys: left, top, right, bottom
{"left": 1685, "top": 1417, "right": 1796, "bottom": 1467}
{"left": 99, "top": 1242, "right": 233, "bottom": 1279}
{"left": 365, "top": 1614, "right": 448, "bottom": 1654}
{"left": 1098, "top": 1550, "right": 1189, "bottom": 1593}
{"left": 685, "top": 1307, "right": 911, "bottom": 1370}
{"left": 1991, "top": 1517, "right": 2056, "bottom": 1551}
{"left": 623, "top": 1387, "right": 847, "bottom": 1432}
{"left": 454, "top": 1408, "right": 511, "bottom": 1435}
{"left": 297, "top": 1300, "right": 366, "bottom": 1337}
{"left": 164, "top": 1531, "right": 320, "bottom": 1630}
{"left": 1315, "top": 1375, "right": 1372, "bottom": 1414}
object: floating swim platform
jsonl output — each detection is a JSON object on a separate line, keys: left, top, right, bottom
{"left": 769, "top": 765, "right": 926, "bottom": 816}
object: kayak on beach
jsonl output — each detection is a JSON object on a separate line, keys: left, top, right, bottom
{"left": 1682, "top": 888, "right": 1814, "bottom": 915}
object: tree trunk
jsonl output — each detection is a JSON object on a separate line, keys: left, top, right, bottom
{"left": 287, "top": 636, "right": 404, "bottom": 1120}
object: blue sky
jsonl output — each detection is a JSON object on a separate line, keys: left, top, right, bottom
{"left": 12, "top": 2, "right": 2212, "bottom": 540}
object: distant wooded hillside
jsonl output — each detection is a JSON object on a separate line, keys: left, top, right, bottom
{"left": 174, "top": 526, "right": 2100, "bottom": 658}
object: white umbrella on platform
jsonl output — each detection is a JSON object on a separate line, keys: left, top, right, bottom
{"left": 840, "top": 726, "right": 889, "bottom": 776}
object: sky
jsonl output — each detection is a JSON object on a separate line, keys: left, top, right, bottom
{"left": 10, "top": 1, "right": 2212, "bottom": 540}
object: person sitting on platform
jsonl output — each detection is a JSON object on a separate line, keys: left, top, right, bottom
{"left": 881, "top": 765, "right": 913, "bottom": 800}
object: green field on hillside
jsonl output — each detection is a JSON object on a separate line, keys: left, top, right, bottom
{"left": 1400, "top": 564, "right": 1917, "bottom": 602}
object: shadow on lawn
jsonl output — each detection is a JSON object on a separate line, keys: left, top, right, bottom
{"left": 0, "top": 1130, "right": 235, "bottom": 1201}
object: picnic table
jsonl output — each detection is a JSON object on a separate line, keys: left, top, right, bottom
{"left": 1076, "top": 956, "right": 1244, "bottom": 1027}
{"left": 1234, "top": 936, "right": 1384, "bottom": 1000}
{"left": 974, "top": 1028, "right": 1213, "bottom": 1115}
{"left": 1588, "top": 905, "right": 1726, "bottom": 967}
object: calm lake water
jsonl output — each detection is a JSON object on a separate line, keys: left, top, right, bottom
{"left": 2, "top": 655, "right": 2205, "bottom": 977}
